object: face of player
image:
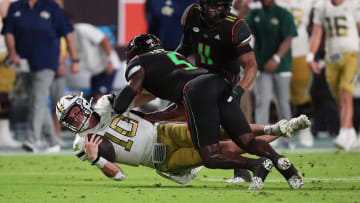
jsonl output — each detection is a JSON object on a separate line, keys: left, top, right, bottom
{"left": 331, "top": 0, "right": 344, "bottom": 6}
{"left": 206, "top": 5, "right": 226, "bottom": 20}
{"left": 260, "top": 0, "right": 274, "bottom": 9}
{"left": 65, "top": 105, "right": 85, "bottom": 129}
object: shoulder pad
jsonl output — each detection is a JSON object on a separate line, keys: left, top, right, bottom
{"left": 232, "top": 19, "right": 252, "bottom": 45}
{"left": 181, "top": 3, "right": 200, "bottom": 28}
{"left": 125, "top": 56, "right": 142, "bottom": 81}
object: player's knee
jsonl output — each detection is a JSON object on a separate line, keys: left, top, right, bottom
{"left": 201, "top": 157, "right": 219, "bottom": 169}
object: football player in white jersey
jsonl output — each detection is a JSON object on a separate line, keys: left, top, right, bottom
{"left": 276, "top": 0, "right": 318, "bottom": 147}
{"left": 307, "top": 0, "right": 360, "bottom": 151}
{"left": 56, "top": 93, "right": 310, "bottom": 188}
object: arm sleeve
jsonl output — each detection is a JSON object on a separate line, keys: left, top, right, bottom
{"left": 352, "top": 0, "right": 360, "bottom": 22}
{"left": 1, "top": 3, "right": 15, "bottom": 34}
{"left": 233, "top": 19, "right": 253, "bottom": 56}
{"left": 280, "top": 10, "right": 298, "bottom": 38}
{"left": 52, "top": 3, "right": 73, "bottom": 37}
{"left": 176, "top": 4, "right": 196, "bottom": 57}
{"left": 76, "top": 24, "right": 105, "bottom": 44}
{"left": 312, "top": 0, "right": 325, "bottom": 25}
{"left": 125, "top": 57, "right": 142, "bottom": 81}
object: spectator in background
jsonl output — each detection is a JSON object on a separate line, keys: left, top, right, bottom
{"left": 2, "top": 0, "right": 79, "bottom": 152}
{"left": 307, "top": 0, "right": 360, "bottom": 151}
{"left": 68, "top": 17, "right": 121, "bottom": 102}
{"left": 50, "top": 0, "right": 70, "bottom": 146}
{"left": 145, "top": 0, "right": 197, "bottom": 51}
{"left": 0, "top": 0, "right": 20, "bottom": 148}
{"left": 246, "top": 0, "right": 297, "bottom": 148}
{"left": 275, "top": 0, "right": 318, "bottom": 147}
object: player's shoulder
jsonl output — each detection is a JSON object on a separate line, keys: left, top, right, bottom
{"left": 227, "top": 17, "right": 251, "bottom": 44}
{"left": 181, "top": 3, "right": 201, "bottom": 27}
{"left": 125, "top": 56, "right": 142, "bottom": 81}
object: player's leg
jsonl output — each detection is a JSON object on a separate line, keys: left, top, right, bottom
{"left": 182, "top": 75, "right": 271, "bottom": 178}
{"left": 329, "top": 53, "right": 358, "bottom": 151}
{"left": 219, "top": 99, "right": 303, "bottom": 189}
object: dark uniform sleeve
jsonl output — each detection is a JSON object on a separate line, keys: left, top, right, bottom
{"left": 232, "top": 19, "right": 253, "bottom": 57}
{"left": 51, "top": 1, "right": 73, "bottom": 37}
{"left": 176, "top": 4, "right": 197, "bottom": 57}
{"left": 280, "top": 10, "right": 298, "bottom": 38}
{"left": 125, "top": 56, "right": 142, "bottom": 81}
{"left": 1, "top": 3, "right": 15, "bottom": 34}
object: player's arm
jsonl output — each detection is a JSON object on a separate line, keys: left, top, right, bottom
{"left": 145, "top": 103, "right": 186, "bottom": 122}
{"left": 113, "top": 60, "right": 145, "bottom": 114}
{"left": 306, "top": 23, "right": 323, "bottom": 74}
{"left": 84, "top": 134, "right": 127, "bottom": 181}
{"left": 233, "top": 19, "right": 257, "bottom": 92}
{"left": 307, "top": 1, "right": 324, "bottom": 74}
{"left": 176, "top": 4, "right": 196, "bottom": 57}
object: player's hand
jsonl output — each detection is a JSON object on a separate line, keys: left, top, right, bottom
{"left": 106, "top": 61, "right": 115, "bottom": 75}
{"left": 308, "top": 61, "right": 321, "bottom": 74}
{"left": 8, "top": 54, "right": 20, "bottom": 67}
{"left": 84, "top": 134, "right": 102, "bottom": 161}
{"left": 264, "top": 59, "right": 278, "bottom": 72}
{"left": 57, "top": 64, "right": 66, "bottom": 76}
{"left": 70, "top": 62, "right": 80, "bottom": 73}
{"left": 232, "top": 86, "right": 244, "bottom": 104}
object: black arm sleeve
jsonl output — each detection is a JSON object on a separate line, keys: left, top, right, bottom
{"left": 233, "top": 19, "right": 253, "bottom": 56}
{"left": 175, "top": 4, "right": 196, "bottom": 57}
{"left": 112, "top": 86, "right": 137, "bottom": 114}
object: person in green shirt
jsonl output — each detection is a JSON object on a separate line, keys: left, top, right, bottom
{"left": 246, "top": 0, "right": 297, "bottom": 136}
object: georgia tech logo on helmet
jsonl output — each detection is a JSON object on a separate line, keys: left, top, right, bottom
{"left": 56, "top": 101, "right": 64, "bottom": 113}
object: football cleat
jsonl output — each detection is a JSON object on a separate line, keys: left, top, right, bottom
{"left": 274, "top": 156, "right": 303, "bottom": 189}
{"left": 157, "top": 166, "right": 203, "bottom": 184}
{"left": 227, "top": 168, "right": 252, "bottom": 183}
{"left": 248, "top": 158, "right": 273, "bottom": 190}
{"left": 289, "top": 114, "right": 311, "bottom": 131}
{"left": 264, "top": 120, "right": 293, "bottom": 138}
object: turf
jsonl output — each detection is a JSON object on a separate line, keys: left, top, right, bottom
{"left": 0, "top": 152, "right": 359, "bottom": 203}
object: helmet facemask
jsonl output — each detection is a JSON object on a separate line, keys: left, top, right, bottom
{"left": 56, "top": 93, "right": 94, "bottom": 133}
{"left": 200, "top": 0, "right": 233, "bottom": 24}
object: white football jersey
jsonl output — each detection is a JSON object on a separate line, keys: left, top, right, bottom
{"left": 276, "top": 0, "right": 318, "bottom": 57}
{"left": 313, "top": 0, "right": 360, "bottom": 55}
{"left": 73, "top": 95, "right": 157, "bottom": 168}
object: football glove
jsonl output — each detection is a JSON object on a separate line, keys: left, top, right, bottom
{"left": 232, "top": 86, "right": 244, "bottom": 104}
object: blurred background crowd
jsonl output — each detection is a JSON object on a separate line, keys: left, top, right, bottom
{"left": 0, "top": 0, "right": 359, "bottom": 153}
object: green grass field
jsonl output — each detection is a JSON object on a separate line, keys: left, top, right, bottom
{"left": 0, "top": 153, "right": 359, "bottom": 203}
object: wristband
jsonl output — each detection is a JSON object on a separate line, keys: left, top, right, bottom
{"left": 72, "top": 58, "right": 80, "bottom": 63}
{"left": 91, "top": 156, "right": 108, "bottom": 169}
{"left": 306, "top": 53, "right": 314, "bottom": 63}
{"left": 272, "top": 54, "right": 281, "bottom": 64}
{"left": 111, "top": 171, "right": 127, "bottom": 181}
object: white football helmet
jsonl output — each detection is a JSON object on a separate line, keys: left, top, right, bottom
{"left": 56, "top": 93, "right": 94, "bottom": 133}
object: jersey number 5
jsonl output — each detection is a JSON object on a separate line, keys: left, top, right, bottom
{"left": 103, "top": 115, "right": 138, "bottom": 151}
{"left": 167, "top": 52, "right": 197, "bottom": 70}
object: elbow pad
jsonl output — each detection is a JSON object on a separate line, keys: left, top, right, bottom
{"left": 113, "top": 86, "right": 137, "bottom": 114}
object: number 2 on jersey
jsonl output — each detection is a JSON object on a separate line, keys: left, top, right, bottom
{"left": 104, "top": 115, "right": 138, "bottom": 151}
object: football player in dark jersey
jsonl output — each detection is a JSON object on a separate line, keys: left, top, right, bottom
{"left": 176, "top": 0, "right": 257, "bottom": 181}
{"left": 112, "top": 34, "right": 303, "bottom": 190}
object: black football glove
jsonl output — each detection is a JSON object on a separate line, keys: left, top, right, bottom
{"left": 232, "top": 86, "right": 244, "bottom": 104}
